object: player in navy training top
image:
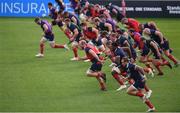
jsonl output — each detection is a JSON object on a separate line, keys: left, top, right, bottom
{"left": 34, "top": 17, "right": 68, "bottom": 57}
{"left": 63, "top": 11, "right": 81, "bottom": 27}
{"left": 105, "top": 3, "right": 124, "bottom": 22}
{"left": 116, "top": 35, "right": 137, "bottom": 61}
{"left": 142, "top": 38, "right": 172, "bottom": 75}
{"left": 139, "top": 21, "right": 159, "bottom": 34}
{"left": 121, "top": 57, "right": 155, "bottom": 112}
{"left": 94, "top": 17, "right": 113, "bottom": 33}
{"left": 143, "top": 28, "right": 179, "bottom": 67}
{"left": 55, "top": 0, "right": 65, "bottom": 11}
{"left": 64, "top": 18, "right": 82, "bottom": 61}
{"left": 48, "top": 2, "right": 58, "bottom": 25}
{"left": 106, "top": 41, "right": 128, "bottom": 91}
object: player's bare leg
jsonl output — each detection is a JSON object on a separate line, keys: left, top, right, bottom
{"left": 49, "top": 41, "right": 69, "bottom": 50}
{"left": 127, "top": 85, "right": 155, "bottom": 112}
{"left": 71, "top": 42, "right": 79, "bottom": 61}
{"left": 164, "top": 50, "right": 179, "bottom": 67}
{"left": 111, "top": 69, "right": 127, "bottom": 91}
{"left": 86, "top": 69, "right": 106, "bottom": 90}
{"left": 139, "top": 56, "right": 154, "bottom": 77}
{"left": 36, "top": 37, "right": 46, "bottom": 57}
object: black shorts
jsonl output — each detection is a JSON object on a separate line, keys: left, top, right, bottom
{"left": 161, "top": 40, "right": 169, "bottom": 51}
{"left": 92, "top": 39, "right": 103, "bottom": 47}
{"left": 51, "top": 20, "right": 57, "bottom": 26}
{"left": 133, "top": 80, "right": 145, "bottom": 89}
{"left": 117, "top": 13, "right": 124, "bottom": 22}
{"left": 141, "top": 46, "right": 150, "bottom": 56}
{"left": 132, "top": 51, "right": 137, "bottom": 60}
{"left": 90, "top": 62, "right": 102, "bottom": 72}
{"left": 45, "top": 34, "right": 54, "bottom": 41}
{"left": 75, "top": 33, "right": 81, "bottom": 42}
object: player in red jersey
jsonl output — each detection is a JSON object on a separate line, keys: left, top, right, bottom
{"left": 121, "top": 18, "right": 140, "bottom": 32}
{"left": 78, "top": 40, "right": 106, "bottom": 91}
{"left": 81, "top": 22, "right": 106, "bottom": 52}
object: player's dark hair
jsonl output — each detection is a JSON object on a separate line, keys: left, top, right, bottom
{"left": 58, "top": 10, "right": 63, "bottom": 14}
{"left": 110, "top": 32, "right": 117, "bottom": 37}
{"left": 64, "top": 18, "right": 70, "bottom": 22}
{"left": 106, "top": 41, "right": 112, "bottom": 46}
{"left": 48, "top": 2, "right": 53, "bottom": 6}
{"left": 34, "top": 17, "right": 40, "bottom": 23}
{"left": 99, "top": 14, "right": 106, "bottom": 19}
{"left": 122, "top": 57, "right": 129, "bottom": 62}
{"left": 101, "top": 31, "right": 108, "bottom": 37}
{"left": 63, "top": 11, "right": 69, "bottom": 17}
{"left": 129, "top": 29, "right": 135, "bottom": 33}
{"left": 81, "top": 22, "right": 87, "bottom": 27}
{"left": 112, "top": 42, "right": 118, "bottom": 47}
{"left": 94, "top": 17, "right": 100, "bottom": 22}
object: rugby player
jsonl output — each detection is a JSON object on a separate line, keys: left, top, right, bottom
{"left": 78, "top": 40, "right": 106, "bottom": 91}
{"left": 48, "top": 2, "right": 58, "bottom": 25}
{"left": 121, "top": 57, "right": 155, "bottom": 112}
{"left": 34, "top": 17, "right": 69, "bottom": 57}
{"left": 121, "top": 18, "right": 140, "bottom": 32}
{"left": 143, "top": 28, "right": 179, "bottom": 67}
{"left": 64, "top": 18, "right": 82, "bottom": 60}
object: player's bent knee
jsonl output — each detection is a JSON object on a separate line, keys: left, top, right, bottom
{"left": 86, "top": 69, "right": 92, "bottom": 76}
{"left": 50, "top": 43, "right": 55, "bottom": 48}
{"left": 111, "top": 66, "right": 120, "bottom": 74}
{"left": 72, "top": 41, "right": 78, "bottom": 47}
{"left": 126, "top": 88, "right": 131, "bottom": 94}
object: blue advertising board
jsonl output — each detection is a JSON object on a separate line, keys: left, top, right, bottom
{"left": 0, "top": 0, "right": 73, "bottom": 17}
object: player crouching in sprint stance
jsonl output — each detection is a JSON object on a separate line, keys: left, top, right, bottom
{"left": 121, "top": 57, "right": 155, "bottom": 112}
{"left": 78, "top": 40, "right": 107, "bottom": 91}
{"left": 34, "top": 17, "right": 69, "bottom": 57}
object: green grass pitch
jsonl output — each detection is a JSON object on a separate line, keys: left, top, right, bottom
{"left": 0, "top": 18, "right": 180, "bottom": 112}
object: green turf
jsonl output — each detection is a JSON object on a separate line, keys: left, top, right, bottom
{"left": 0, "top": 18, "right": 180, "bottom": 112}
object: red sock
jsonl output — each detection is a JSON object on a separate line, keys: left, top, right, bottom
{"left": 54, "top": 44, "right": 64, "bottom": 48}
{"left": 155, "top": 65, "right": 163, "bottom": 74}
{"left": 72, "top": 48, "right": 78, "bottom": 57}
{"left": 96, "top": 77, "right": 106, "bottom": 90}
{"left": 136, "top": 91, "right": 144, "bottom": 97}
{"left": 144, "top": 84, "right": 149, "bottom": 92}
{"left": 168, "top": 54, "right": 177, "bottom": 64}
{"left": 100, "top": 82, "right": 106, "bottom": 90}
{"left": 157, "top": 61, "right": 162, "bottom": 66}
{"left": 113, "top": 73, "right": 124, "bottom": 85}
{"left": 65, "top": 30, "right": 71, "bottom": 39}
{"left": 121, "top": 72, "right": 127, "bottom": 77}
{"left": 145, "top": 100, "right": 154, "bottom": 109}
{"left": 40, "top": 43, "right": 44, "bottom": 54}
{"left": 162, "top": 60, "right": 169, "bottom": 66}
